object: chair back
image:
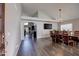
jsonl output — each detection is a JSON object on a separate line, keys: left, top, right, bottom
{"left": 63, "top": 36, "right": 69, "bottom": 44}
{"left": 74, "top": 31, "right": 79, "bottom": 37}
{"left": 62, "top": 31, "right": 69, "bottom": 44}
{"left": 50, "top": 31, "right": 53, "bottom": 37}
{"left": 63, "top": 31, "right": 68, "bottom": 36}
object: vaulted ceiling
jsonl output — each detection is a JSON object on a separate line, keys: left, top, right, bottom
{"left": 21, "top": 3, "right": 79, "bottom": 20}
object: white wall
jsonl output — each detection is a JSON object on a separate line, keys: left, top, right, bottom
{"left": 21, "top": 19, "right": 58, "bottom": 40}
{"left": 5, "top": 3, "right": 21, "bottom": 56}
{"left": 36, "top": 22, "right": 58, "bottom": 39}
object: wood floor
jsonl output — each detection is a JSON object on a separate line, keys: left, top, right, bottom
{"left": 17, "top": 35, "right": 37, "bottom": 56}
{"left": 17, "top": 35, "right": 79, "bottom": 56}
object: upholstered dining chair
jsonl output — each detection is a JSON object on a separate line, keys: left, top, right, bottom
{"left": 62, "top": 35, "right": 75, "bottom": 47}
{"left": 54, "top": 31, "right": 63, "bottom": 43}
{"left": 62, "top": 31, "right": 74, "bottom": 46}
{"left": 74, "top": 31, "right": 79, "bottom": 37}
{"left": 74, "top": 31, "right": 79, "bottom": 46}
{"left": 50, "top": 31, "right": 56, "bottom": 44}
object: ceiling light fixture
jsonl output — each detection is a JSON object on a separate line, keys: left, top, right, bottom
{"left": 57, "top": 8, "right": 63, "bottom": 22}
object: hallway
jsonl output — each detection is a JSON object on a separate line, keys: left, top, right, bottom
{"left": 17, "top": 35, "right": 37, "bottom": 56}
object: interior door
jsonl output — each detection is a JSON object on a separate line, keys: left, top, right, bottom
{"left": 0, "top": 3, "right": 5, "bottom": 56}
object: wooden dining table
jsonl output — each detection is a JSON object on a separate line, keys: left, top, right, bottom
{"left": 51, "top": 34, "right": 79, "bottom": 46}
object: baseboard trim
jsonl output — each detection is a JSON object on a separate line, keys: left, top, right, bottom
{"left": 15, "top": 40, "right": 22, "bottom": 56}
{"left": 37, "top": 37, "right": 50, "bottom": 39}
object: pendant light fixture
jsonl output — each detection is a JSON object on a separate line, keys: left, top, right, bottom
{"left": 57, "top": 8, "right": 63, "bottom": 22}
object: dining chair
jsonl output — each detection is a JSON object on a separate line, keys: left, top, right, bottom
{"left": 50, "top": 31, "right": 56, "bottom": 44}
{"left": 62, "top": 35, "right": 75, "bottom": 47}
{"left": 74, "top": 31, "right": 79, "bottom": 36}
{"left": 74, "top": 31, "right": 79, "bottom": 46}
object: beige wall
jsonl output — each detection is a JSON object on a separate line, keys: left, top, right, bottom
{"left": 60, "top": 19, "right": 79, "bottom": 31}
{"left": 5, "top": 3, "right": 21, "bottom": 56}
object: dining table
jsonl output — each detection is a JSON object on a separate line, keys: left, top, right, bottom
{"left": 51, "top": 34, "right": 79, "bottom": 46}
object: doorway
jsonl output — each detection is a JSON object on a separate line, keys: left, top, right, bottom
{"left": 17, "top": 22, "right": 37, "bottom": 56}
{"left": 0, "top": 4, "right": 5, "bottom": 56}
{"left": 24, "top": 22, "right": 37, "bottom": 42}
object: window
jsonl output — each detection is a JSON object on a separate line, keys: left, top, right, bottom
{"left": 61, "top": 23, "right": 72, "bottom": 31}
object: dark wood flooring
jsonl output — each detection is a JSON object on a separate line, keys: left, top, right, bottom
{"left": 17, "top": 35, "right": 79, "bottom": 56}
{"left": 17, "top": 35, "right": 37, "bottom": 56}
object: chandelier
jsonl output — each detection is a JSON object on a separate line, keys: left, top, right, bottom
{"left": 57, "top": 8, "right": 63, "bottom": 22}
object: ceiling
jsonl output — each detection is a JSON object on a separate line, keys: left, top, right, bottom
{"left": 21, "top": 3, "right": 79, "bottom": 20}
